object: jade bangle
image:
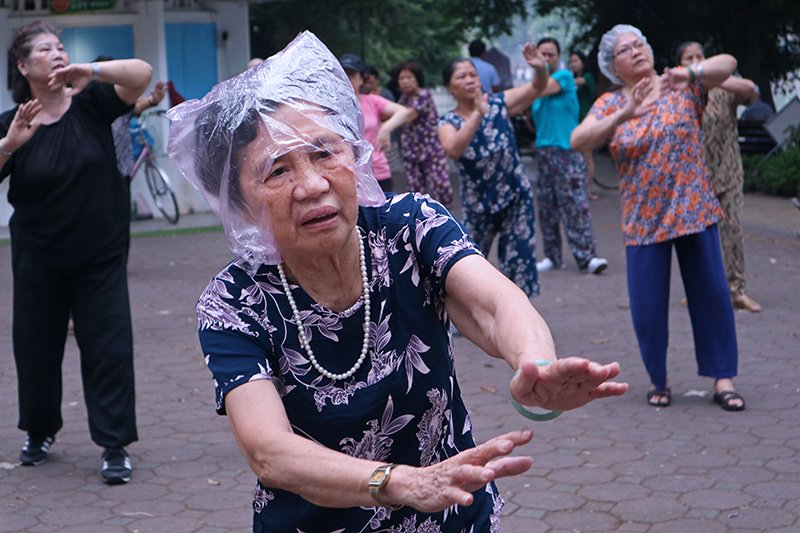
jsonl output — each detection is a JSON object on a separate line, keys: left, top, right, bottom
{"left": 511, "top": 360, "right": 563, "bottom": 421}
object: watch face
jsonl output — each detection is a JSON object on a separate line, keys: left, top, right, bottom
{"left": 369, "top": 466, "right": 389, "bottom": 486}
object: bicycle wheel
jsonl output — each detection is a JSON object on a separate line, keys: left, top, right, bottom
{"left": 144, "top": 159, "right": 180, "bottom": 224}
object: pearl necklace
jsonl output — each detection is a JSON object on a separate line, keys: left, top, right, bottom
{"left": 277, "top": 230, "right": 371, "bottom": 381}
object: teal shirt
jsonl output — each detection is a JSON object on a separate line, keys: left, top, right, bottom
{"left": 532, "top": 69, "right": 579, "bottom": 150}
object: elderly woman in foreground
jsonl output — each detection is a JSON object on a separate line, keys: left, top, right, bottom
{"left": 168, "top": 32, "right": 627, "bottom": 532}
{"left": 571, "top": 24, "right": 745, "bottom": 411}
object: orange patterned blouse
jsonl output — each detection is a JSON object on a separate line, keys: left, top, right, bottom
{"left": 590, "top": 81, "right": 722, "bottom": 246}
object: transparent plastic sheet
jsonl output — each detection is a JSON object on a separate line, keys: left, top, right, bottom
{"left": 597, "top": 24, "right": 650, "bottom": 86}
{"left": 166, "top": 31, "right": 386, "bottom": 270}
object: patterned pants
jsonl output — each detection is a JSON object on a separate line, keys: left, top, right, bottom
{"left": 535, "top": 146, "right": 597, "bottom": 269}
{"left": 463, "top": 188, "right": 540, "bottom": 297}
{"left": 717, "top": 185, "right": 747, "bottom": 296}
{"left": 403, "top": 157, "right": 454, "bottom": 208}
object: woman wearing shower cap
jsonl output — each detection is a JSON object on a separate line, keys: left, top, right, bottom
{"left": 168, "top": 32, "right": 627, "bottom": 532}
{"left": 571, "top": 24, "right": 746, "bottom": 411}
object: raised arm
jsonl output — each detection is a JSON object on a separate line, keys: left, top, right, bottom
{"left": 49, "top": 58, "right": 153, "bottom": 105}
{"left": 720, "top": 76, "right": 758, "bottom": 104}
{"left": 503, "top": 43, "right": 549, "bottom": 116}
{"left": 663, "top": 54, "right": 737, "bottom": 92}
{"left": 376, "top": 100, "right": 418, "bottom": 149}
{"left": 437, "top": 93, "right": 487, "bottom": 160}
{"left": 571, "top": 75, "right": 656, "bottom": 152}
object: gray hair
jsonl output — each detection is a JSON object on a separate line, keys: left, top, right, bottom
{"left": 597, "top": 24, "right": 649, "bottom": 86}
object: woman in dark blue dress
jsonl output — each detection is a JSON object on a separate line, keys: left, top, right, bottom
{"left": 167, "top": 31, "right": 627, "bottom": 532}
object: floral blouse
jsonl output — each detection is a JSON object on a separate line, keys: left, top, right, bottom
{"left": 439, "top": 93, "right": 530, "bottom": 215}
{"left": 198, "top": 193, "right": 503, "bottom": 532}
{"left": 590, "top": 81, "right": 722, "bottom": 246}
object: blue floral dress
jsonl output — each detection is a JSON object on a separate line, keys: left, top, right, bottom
{"left": 439, "top": 94, "right": 539, "bottom": 297}
{"left": 198, "top": 193, "right": 503, "bottom": 532}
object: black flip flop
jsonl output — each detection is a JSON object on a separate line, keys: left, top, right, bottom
{"left": 713, "top": 390, "right": 746, "bottom": 411}
{"left": 647, "top": 388, "right": 671, "bottom": 407}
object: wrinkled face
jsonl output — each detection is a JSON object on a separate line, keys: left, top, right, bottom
{"left": 236, "top": 106, "right": 359, "bottom": 258}
{"left": 538, "top": 42, "right": 560, "bottom": 71}
{"left": 679, "top": 43, "right": 705, "bottom": 67}
{"left": 398, "top": 69, "right": 419, "bottom": 95}
{"left": 17, "top": 32, "right": 68, "bottom": 83}
{"left": 568, "top": 53, "right": 584, "bottom": 75}
{"left": 447, "top": 60, "right": 481, "bottom": 99}
{"left": 612, "top": 33, "right": 653, "bottom": 84}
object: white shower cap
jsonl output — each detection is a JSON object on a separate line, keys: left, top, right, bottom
{"left": 597, "top": 24, "right": 649, "bottom": 86}
{"left": 166, "top": 31, "right": 386, "bottom": 269}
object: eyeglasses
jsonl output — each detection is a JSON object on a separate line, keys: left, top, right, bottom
{"left": 614, "top": 40, "right": 646, "bottom": 59}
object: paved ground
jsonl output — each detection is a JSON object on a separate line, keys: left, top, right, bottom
{"left": 1, "top": 154, "right": 799, "bottom": 532}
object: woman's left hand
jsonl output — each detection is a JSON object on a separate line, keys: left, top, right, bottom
{"left": 660, "top": 66, "right": 691, "bottom": 92}
{"left": 510, "top": 357, "right": 628, "bottom": 411}
{"left": 522, "top": 42, "right": 546, "bottom": 73}
{"left": 49, "top": 63, "right": 92, "bottom": 95}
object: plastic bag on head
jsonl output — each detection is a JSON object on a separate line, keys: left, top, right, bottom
{"left": 166, "top": 31, "right": 386, "bottom": 270}
{"left": 597, "top": 24, "right": 649, "bottom": 86}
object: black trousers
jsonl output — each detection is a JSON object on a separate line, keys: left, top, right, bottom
{"left": 12, "top": 243, "right": 137, "bottom": 449}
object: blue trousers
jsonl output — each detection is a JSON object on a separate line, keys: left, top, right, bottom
{"left": 626, "top": 225, "right": 738, "bottom": 391}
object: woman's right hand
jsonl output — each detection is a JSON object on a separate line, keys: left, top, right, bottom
{"left": 384, "top": 430, "right": 533, "bottom": 512}
{"left": 473, "top": 92, "right": 489, "bottom": 119}
{"left": 618, "top": 75, "right": 655, "bottom": 124}
{"left": 2, "top": 99, "right": 43, "bottom": 153}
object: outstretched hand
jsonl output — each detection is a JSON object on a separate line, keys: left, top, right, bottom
{"left": 385, "top": 430, "right": 533, "bottom": 512}
{"left": 510, "top": 357, "right": 628, "bottom": 412}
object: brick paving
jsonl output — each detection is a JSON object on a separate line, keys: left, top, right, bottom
{"left": 1, "top": 154, "right": 799, "bottom": 532}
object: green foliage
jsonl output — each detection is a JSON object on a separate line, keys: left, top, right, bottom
{"left": 743, "top": 149, "right": 800, "bottom": 197}
{"left": 249, "top": 0, "right": 529, "bottom": 91}
{"left": 536, "top": 0, "right": 800, "bottom": 107}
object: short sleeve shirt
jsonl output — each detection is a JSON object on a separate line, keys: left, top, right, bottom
{"left": 439, "top": 93, "right": 530, "bottom": 215}
{"left": 0, "top": 82, "right": 133, "bottom": 265}
{"left": 532, "top": 69, "right": 579, "bottom": 149}
{"left": 398, "top": 89, "right": 444, "bottom": 163}
{"left": 359, "top": 93, "right": 391, "bottom": 180}
{"left": 470, "top": 57, "right": 501, "bottom": 93}
{"left": 590, "top": 82, "right": 721, "bottom": 246}
{"left": 197, "top": 193, "right": 503, "bottom": 532}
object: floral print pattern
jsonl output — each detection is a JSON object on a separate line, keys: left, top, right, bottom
{"left": 590, "top": 81, "right": 722, "bottom": 246}
{"left": 439, "top": 93, "right": 539, "bottom": 297}
{"left": 398, "top": 89, "right": 453, "bottom": 207}
{"left": 198, "top": 193, "right": 502, "bottom": 532}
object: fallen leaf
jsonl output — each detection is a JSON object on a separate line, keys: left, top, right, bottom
{"left": 479, "top": 384, "right": 497, "bottom": 394}
{"left": 591, "top": 337, "right": 610, "bottom": 345}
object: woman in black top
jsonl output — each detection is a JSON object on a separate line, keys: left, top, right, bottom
{"left": 0, "top": 20, "right": 152, "bottom": 484}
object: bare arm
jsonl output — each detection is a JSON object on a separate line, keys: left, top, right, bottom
{"left": 662, "top": 54, "right": 737, "bottom": 92}
{"left": 50, "top": 59, "right": 153, "bottom": 105}
{"left": 437, "top": 95, "right": 486, "bottom": 160}
{"left": 720, "top": 76, "right": 757, "bottom": 104}
{"left": 571, "top": 75, "right": 656, "bottom": 152}
{"left": 445, "top": 254, "right": 628, "bottom": 410}
{"left": 376, "top": 100, "right": 417, "bottom": 149}
{"left": 226, "top": 378, "right": 534, "bottom": 511}
{"left": 132, "top": 80, "right": 166, "bottom": 117}
{"left": 503, "top": 43, "right": 549, "bottom": 116}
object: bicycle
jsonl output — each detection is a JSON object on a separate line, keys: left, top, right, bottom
{"left": 130, "top": 110, "right": 180, "bottom": 224}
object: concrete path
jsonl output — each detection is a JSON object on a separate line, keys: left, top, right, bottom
{"left": 1, "top": 154, "right": 798, "bottom": 532}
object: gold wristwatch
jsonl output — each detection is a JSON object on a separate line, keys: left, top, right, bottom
{"left": 368, "top": 464, "right": 403, "bottom": 510}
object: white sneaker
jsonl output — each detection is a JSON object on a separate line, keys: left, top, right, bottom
{"left": 536, "top": 258, "right": 555, "bottom": 272}
{"left": 586, "top": 257, "right": 608, "bottom": 275}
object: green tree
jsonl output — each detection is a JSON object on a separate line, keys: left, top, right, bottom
{"left": 536, "top": 0, "right": 800, "bottom": 108}
{"left": 250, "top": 0, "right": 528, "bottom": 91}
